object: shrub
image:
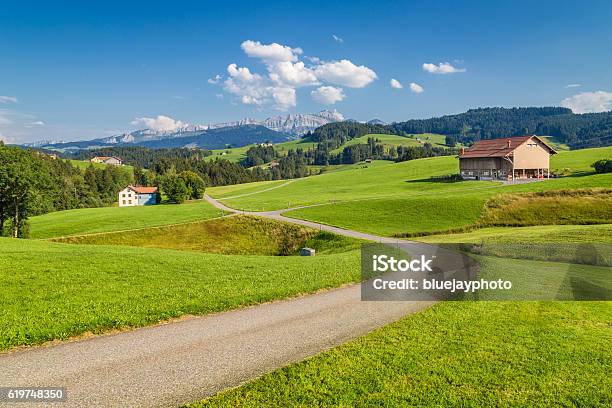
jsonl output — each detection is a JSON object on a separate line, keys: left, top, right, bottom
{"left": 591, "top": 159, "right": 612, "bottom": 174}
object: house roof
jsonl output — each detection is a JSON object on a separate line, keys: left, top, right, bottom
{"left": 459, "top": 135, "right": 556, "bottom": 158}
{"left": 128, "top": 185, "right": 158, "bottom": 194}
{"left": 93, "top": 156, "right": 122, "bottom": 161}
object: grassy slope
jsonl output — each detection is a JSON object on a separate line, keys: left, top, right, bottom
{"left": 204, "top": 137, "right": 318, "bottom": 164}
{"left": 29, "top": 200, "right": 221, "bottom": 239}
{"left": 69, "top": 159, "right": 134, "bottom": 172}
{"left": 0, "top": 237, "right": 360, "bottom": 351}
{"left": 551, "top": 146, "right": 612, "bottom": 174}
{"left": 419, "top": 223, "right": 612, "bottom": 243}
{"left": 206, "top": 147, "right": 612, "bottom": 236}
{"left": 194, "top": 300, "right": 611, "bottom": 407}
{"left": 329, "top": 133, "right": 446, "bottom": 154}
{"left": 192, "top": 222, "right": 612, "bottom": 407}
{"left": 53, "top": 215, "right": 361, "bottom": 256}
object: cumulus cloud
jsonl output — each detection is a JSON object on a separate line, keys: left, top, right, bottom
{"left": 560, "top": 91, "right": 612, "bottom": 114}
{"left": 422, "top": 62, "right": 466, "bottom": 74}
{"left": 0, "top": 96, "right": 18, "bottom": 103}
{"left": 207, "top": 74, "right": 222, "bottom": 84}
{"left": 213, "top": 40, "right": 377, "bottom": 110}
{"left": 409, "top": 82, "right": 424, "bottom": 94}
{"left": 227, "top": 63, "right": 260, "bottom": 82}
{"left": 332, "top": 34, "right": 343, "bottom": 43}
{"left": 311, "top": 86, "right": 345, "bottom": 104}
{"left": 241, "top": 40, "right": 302, "bottom": 62}
{"left": 268, "top": 61, "right": 319, "bottom": 87}
{"left": 314, "top": 60, "right": 377, "bottom": 88}
{"left": 131, "top": 115, "right": 187, "bottom": 132}
{"left": 271, "top": 87, "right": 297, "bottom": 110}
{"left": 390, "top": 79, "right": 403, "bottom": 89}
{"left": 565, "top": 83, "right": 581, "bottom": 88}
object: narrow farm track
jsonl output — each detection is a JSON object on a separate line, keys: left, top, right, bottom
{"left": 1, "top": 195, "right": 440, "bottom": 408}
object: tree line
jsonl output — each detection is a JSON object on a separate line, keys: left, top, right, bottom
{"left": 0, "top": 143, "right": 133, "bottom": 237}
{"left": 311, "top": 107, "right": 612, "bottom": 148}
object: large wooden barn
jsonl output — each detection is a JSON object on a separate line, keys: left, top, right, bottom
{"left": 459, "top": 135, "right": 556, "bottom": 180}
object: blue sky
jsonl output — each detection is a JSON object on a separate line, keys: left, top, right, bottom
{"left": 1, "top": 0, "right": 611, "bottom": 143}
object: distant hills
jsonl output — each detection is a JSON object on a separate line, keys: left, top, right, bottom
{"left": 26, "top": 110, "right": 345, "bottom": 151}
{"left": 24, "top": 106, "right": 612, "bottom": 152}
{"left": 313, "top": 107, "right": 612, "bottom": 149}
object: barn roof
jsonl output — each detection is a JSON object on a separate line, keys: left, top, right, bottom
{"left": 128, "top": 185, "right": 158, "bottom": 194}
{"left": 459, "top": 135, "right": 556, "bottom": 158}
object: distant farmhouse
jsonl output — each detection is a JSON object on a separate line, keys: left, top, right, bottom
{"left": 91, "top": 156, "right": 123, "bottom": 165}
{"left": 118, "top": 185, "right": 158, "bottom": 207}
{"left": 459, "top": 135, "right": 556, "bottom": 180}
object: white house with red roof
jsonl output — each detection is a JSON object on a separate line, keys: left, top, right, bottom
{"left": 458, "top": 135, "right": 556, "bottom": 180}
{"left": 118, "top": 185, "right": 159, "bottom": 207}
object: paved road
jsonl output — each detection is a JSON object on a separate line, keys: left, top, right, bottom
{"left": 1, "top": 195, "right": 443, "bottom": 408}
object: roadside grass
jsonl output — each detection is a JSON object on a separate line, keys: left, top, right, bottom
{"left": 29, "top": 200, "right": 222, "bottom": 239}
{"left": 191, "top": 299, "right": 611, "bottom": 407}
{"left": 0, "top": 237, "right": 361, "bottom": 351}
{"left": 206, "top": 179, "right": 290, "bottom": 199}
{"left": 480, "top": 189, "right": 612, "bottom": 227}
{"left": 53, "top": 215, "right": 361, "bottom": 256}
{"left": 419, "top": 224, "right": 612, "bottom": 244}
{"left": 285, "top": 196, "right": 486, "bottom": 237}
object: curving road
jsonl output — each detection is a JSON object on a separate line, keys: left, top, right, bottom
{"left": 1, "top": 195, "right": 443, "bottom": 408}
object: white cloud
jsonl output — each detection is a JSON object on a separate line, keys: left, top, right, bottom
{"left": 131, "top": 115, "right": 187, "bottom": 132}
{"left": 311, "top": 86, "right": 346, "bottom": 104}
{"left": 207, "top": 74, "right": 222, "bottom": 84}
{"left": 241, "top": 40, "right": 302, "bottom": 63}
{"left": 565, "top": 83, "right": 581, "bottom": 88}
{"left": 560, "top": 91, "right": 612, "bottom": 114}
{"left": 314, "top": 60, "right": 377, "bottom": 88}
{"left": 215, "top": 93, "right": 224, "bottom": 99}
{"left": 409, "top": 82, "right": 424, "bottom": 94}
{"left": 422, "top": 62, "right": 466, "bottom": 74}
{"left": 268, "top": 61, "right": 319, "bottom": 87}
{"left": 0, "top": 96, "right": 18, "bottom": 104}
{"left": 227, "top": 63, "right": 260, "bottom": 82}
{"left": 271, "top": 87, "right": 297, "bottom": 110}
{"left": 213, "top": 40, "right": 377, "bottom": 110}
{"left": 390, "top": 79, "right": 403, "bottom": 89}
{"left": 332, "top": 34, "right": 343, "bottom": 43}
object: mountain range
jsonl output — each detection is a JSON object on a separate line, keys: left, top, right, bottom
{"left": 26, "top": 110, "right": 346, "bottom": 151}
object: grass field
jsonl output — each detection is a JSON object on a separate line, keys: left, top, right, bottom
{"left": 0, "top": 237, "right": 361, "bottom": 351}
{"left": 53, "top": 215, "right": 361, "bottom": 255}
{"left": 29, "top": 200, "right": 222, "bottom": 239}
{"left": 69, "top": 159, "right": 134, "bottom": 173}
{"left": 205, "top": 147, "right": 612, "bottom": 237}
{"left": 193, "top": 299, "right": 611, "bottom": 407}
{"left": 419, "top": 223, "right": 612, "bottom": 243}
{"left": 204, "top": 137, "right": 318, "bottom": 164}
{"left": 191, "top": 225, "right": 612, "bottom": 406}
{"left": 328, "top": 133, "right": 447, "bottom": 154}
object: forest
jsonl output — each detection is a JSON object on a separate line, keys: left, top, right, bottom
{"left": 312, "top": 107, "right": 612, "bottom": 148}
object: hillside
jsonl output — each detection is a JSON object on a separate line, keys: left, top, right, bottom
{"left": 313, "top": 107, "right": 612, "bottom": 149}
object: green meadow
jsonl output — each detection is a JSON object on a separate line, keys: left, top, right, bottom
{"left": 191, "top": 217, "right": 612, "bottom": 407}
{"left": 54, "top": 215, "right": 361, "bottom": 255}
{"left": 0, "top": 236, "right": 360, "bottom": 351}
{"left": 29, "top": 199, "right": 222, "bottom": 239}
{"left": 194, "top": 300, "right": 611, "bottom": 407}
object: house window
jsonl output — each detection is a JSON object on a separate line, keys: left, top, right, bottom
{"left": 122, "top": 200, "right": 126, "bottom": 205}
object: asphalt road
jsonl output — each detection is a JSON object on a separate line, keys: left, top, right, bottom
{"left": 0, "top": 195, "right": 440, "bottom": 407}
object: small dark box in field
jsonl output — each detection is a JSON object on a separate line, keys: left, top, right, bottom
{"left": 300, "top": 247, "right": 316, "bottom": 256}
